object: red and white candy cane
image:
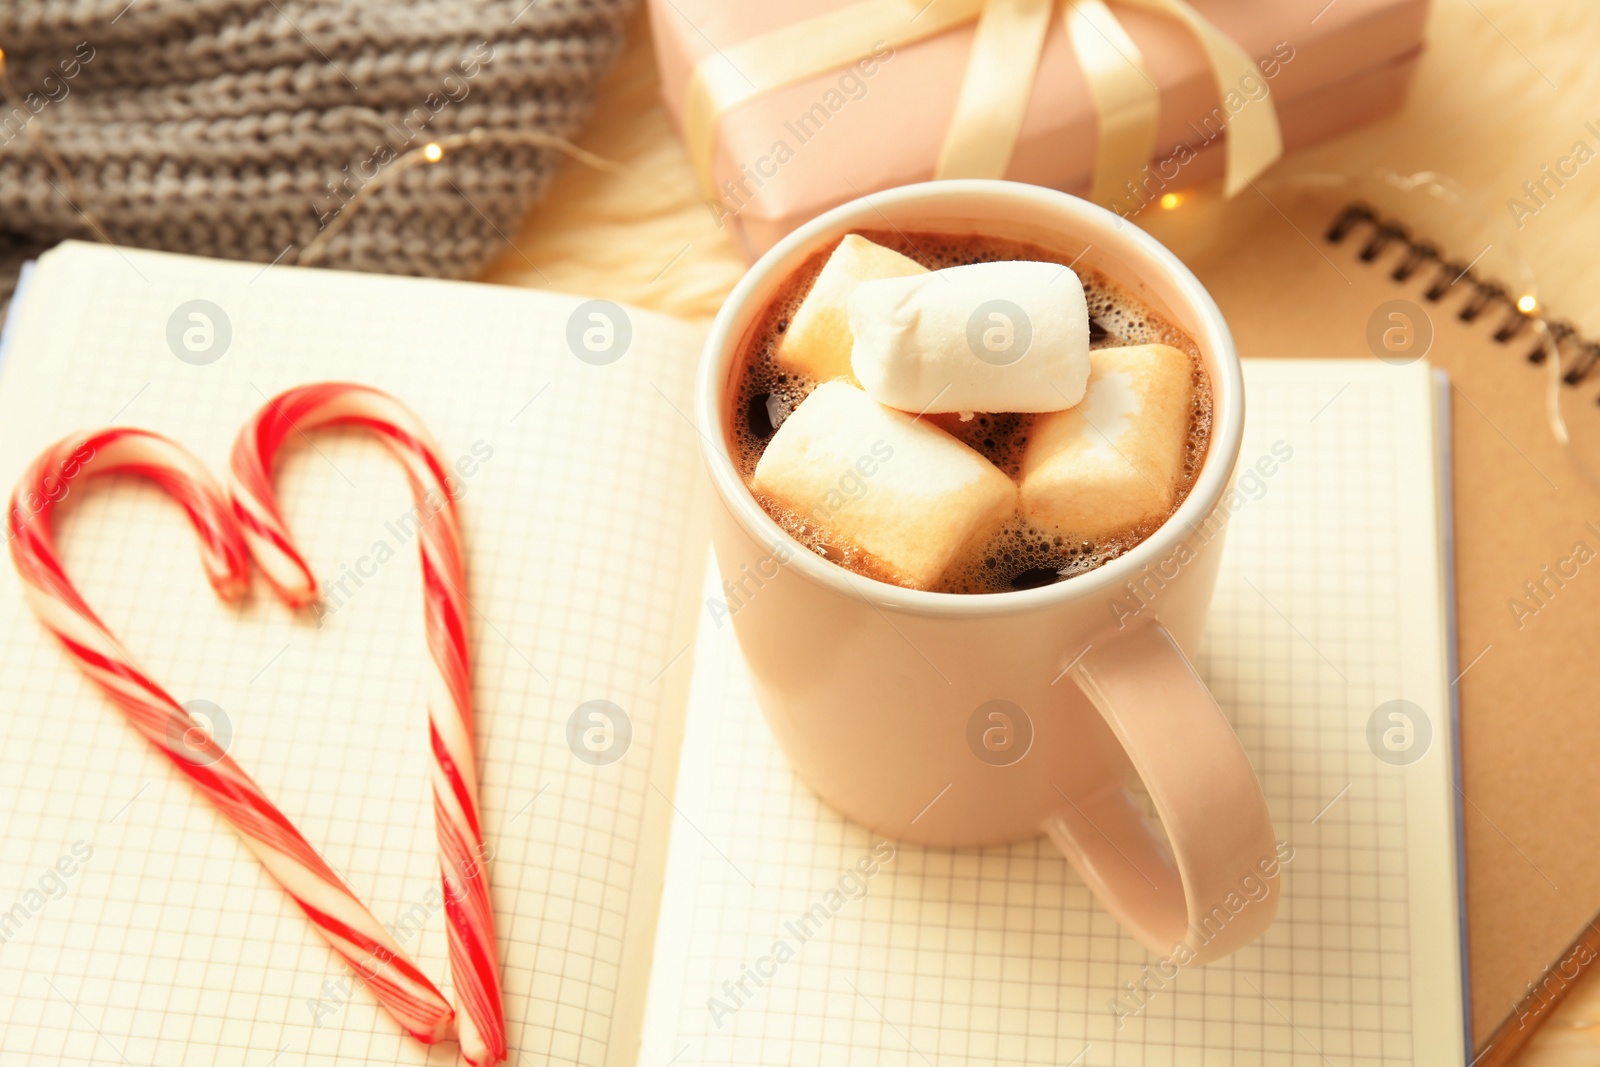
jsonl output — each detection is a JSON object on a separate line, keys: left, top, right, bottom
{"left": 230, "top": 384, "right": 506, "bottom": 1067}
{"left": 7, "top": 428, "right": 455, "bottom": 1046}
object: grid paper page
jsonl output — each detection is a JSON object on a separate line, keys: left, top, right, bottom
{"left": 0, "top": 242, "right": 709, "bottom": 1066}
{"left": 639, "top": 359, "right": 1463, "bottom": 1066}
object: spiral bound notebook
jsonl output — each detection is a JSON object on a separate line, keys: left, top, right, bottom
{"left": 0, "top": 242, "right": 1463, "bottom": 1065}
{"left": 1140, "top": 184, "right": 1600, "bottom": 1058}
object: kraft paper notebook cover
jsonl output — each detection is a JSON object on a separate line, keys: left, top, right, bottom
{"left": 0, "top": 241, "right": 1462, "bottom": 1065}
{"left": 1140, "top": 177, "right": 1598, "bottom": 1052}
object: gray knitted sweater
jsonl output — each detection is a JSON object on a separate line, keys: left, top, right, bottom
{"left": 0, "top": 0, "right": 632, "bottom": 302}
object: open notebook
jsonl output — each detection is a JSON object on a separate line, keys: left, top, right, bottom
{"left": 1137, "top": 177, "right": 1600, "bottom": 1056}
{"left": 0, "top": 242, "right": 1461, "bottom": 1065}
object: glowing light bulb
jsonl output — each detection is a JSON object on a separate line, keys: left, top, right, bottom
{"left": 1159, "top": 193, "right": 1181, "bottom": 210}
{"left": 1517, "top": 294, "right": 1538, "bottom": 314}
{"left": 422, "top": 142, "right": 444, "bottom": 163}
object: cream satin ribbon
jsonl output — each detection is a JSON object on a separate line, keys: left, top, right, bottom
{"left": 682, "top": 0, "right": 1281, "bottom": 208}
{"left": 1060, "top": 0, "right": 1159, "bottom": 203}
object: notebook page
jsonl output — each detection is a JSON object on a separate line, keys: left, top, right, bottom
{"left": 0, "top": 242, "right": 709, "bottom": 1066}
{"left": 639, "top": 359, "right": 1463, "bottom": 1065}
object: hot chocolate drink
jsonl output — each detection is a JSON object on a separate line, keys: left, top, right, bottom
{"left": 728, "top": 230, "right": 1213, "bottom": 594}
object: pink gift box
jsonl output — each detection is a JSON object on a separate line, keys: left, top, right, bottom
{"left": 648, "top": 0, "right": 1429, "bottom": 258}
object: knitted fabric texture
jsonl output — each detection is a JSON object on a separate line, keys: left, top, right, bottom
{"left": 0, "top": 0, "right": 633, "bottom": 303}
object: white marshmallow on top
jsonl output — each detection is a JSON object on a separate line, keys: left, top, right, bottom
{"left": 847, "top": 260, "right": 1091, "bottom": 415}
{"left": 752, "top": 381, "right": 1017, "bottom": 590}
{"left": 1019, "top": 344, "right": 1194, "bottom": 542}
{"left": 775, "top": 235, "right": 927, "bottom": 385}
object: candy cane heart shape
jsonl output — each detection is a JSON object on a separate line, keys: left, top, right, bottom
{"left": 6, "top": 428, "right": 455, "bottom": 1045}
{"left": 230, "top": 384, "right": 506, "bottom": 1067}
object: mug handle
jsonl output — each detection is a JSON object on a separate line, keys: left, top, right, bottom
{"left": 1042, "top": 620, "right": 1279, "bottom": 963}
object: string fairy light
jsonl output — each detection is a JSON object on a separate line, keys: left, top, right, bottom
{"left": 295, "top": 128, "right": 633, "bottom": 266}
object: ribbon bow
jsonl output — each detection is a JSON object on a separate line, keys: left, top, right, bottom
{"left": 685, "top": 0, "right": 1282, "bottom": 208}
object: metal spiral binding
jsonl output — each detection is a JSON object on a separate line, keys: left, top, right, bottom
{"left": 1325, "top": 203, "right": 1600, "bottom": 393}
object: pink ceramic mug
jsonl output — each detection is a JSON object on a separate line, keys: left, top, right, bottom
{"left": 695, "top": 180, "right": 1278, "bottom": 963}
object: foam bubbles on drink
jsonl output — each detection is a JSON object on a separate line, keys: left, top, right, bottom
{"left": 731, "top": 230, "right": 1213, "bottom": 594}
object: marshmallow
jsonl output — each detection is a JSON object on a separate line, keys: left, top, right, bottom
{"left": 848, "top": 260, "right": 1091, "bottom": 415}
{"left": 752, "top": 381, "right": 1017, "bottom": 590}
{"left": 1019, "top": 344, "right": 1194, "bottom": 541}
{"left": 775, "top": 235, "right": 927, "bottom": 385}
